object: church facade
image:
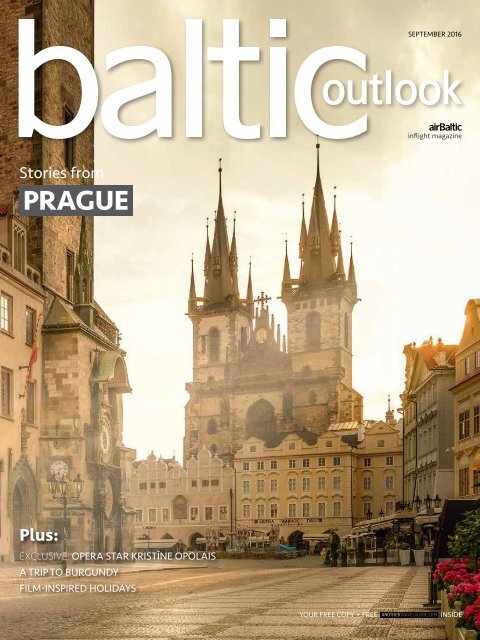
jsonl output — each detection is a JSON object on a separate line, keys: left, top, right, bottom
{"left": 185, "top": 146, "right": 363, "bottom": 464}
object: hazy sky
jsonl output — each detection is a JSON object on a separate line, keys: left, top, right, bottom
{"left": 93, "top": 0, "right": 480, "bottom": 461}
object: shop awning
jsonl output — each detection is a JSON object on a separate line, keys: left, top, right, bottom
{"left": 135, "top": 539, "right": 178, "bottom": 549}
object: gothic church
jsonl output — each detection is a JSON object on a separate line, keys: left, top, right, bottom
{"left": 185, "top": 145, "right": 363, "bottom": 464}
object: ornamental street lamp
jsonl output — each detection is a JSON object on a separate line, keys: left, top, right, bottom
{"left": 413, "top": 495, "right": 422, "bottom": 513}
{"left": 434, "top": 494, "right": 442, "bottom": 509}
{"left": 379, "top": 509, "right": 385, "bottom": 518}
{"left": 424, "top": 494, "right": 432, "bottom": 511}
{"left": 49, "top": 472, "right": 84, "bottom": 573}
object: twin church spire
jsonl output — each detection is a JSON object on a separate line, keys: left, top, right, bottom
{"left": 189, "top": 144, "right": 358, "bottom": 317}
{"left": 189, "top": 160, "right": 250, "bottom": 316}
{"left": 282, "top": 143, "right": 357, "bottom": 298}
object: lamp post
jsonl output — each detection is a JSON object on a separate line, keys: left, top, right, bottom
{"left": 413, "top": 495, "right": 422, "bottom": 513}
{"left": 379, "top": 509, "right": 384, "bottom": 519}
{"left": 433, "top": 494, "right": 441, "bottom": 509}
{"left": 49, "top": 472, "right": 84, "bottom": 574}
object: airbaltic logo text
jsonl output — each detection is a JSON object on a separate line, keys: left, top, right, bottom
{"left": 18, "top": 19, "right": 462, "bottom": 142}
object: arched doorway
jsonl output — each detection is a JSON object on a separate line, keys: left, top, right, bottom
{"left": 246, "top": 399, "right": 277, "bottom": 440}
{"left": 12, "top": 464, "right": 37, "bottom": 561}
{"left": 189, "top": 532, "right": 203, "bottom": 549}
{"left": 288, "top": 530, "right": 304, "bottom": 550}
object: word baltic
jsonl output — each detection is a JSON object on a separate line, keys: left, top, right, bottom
{"left": 18, "top": 19, "right": 462, "bottom": 141}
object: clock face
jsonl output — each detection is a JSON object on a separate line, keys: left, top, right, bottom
{"left": 104, "top": 479, "right": 114, "bottom": 519}
{"left": 255, "top": 328, "right": 268, "bottom": 344}
{"left": 50, "top": 460, "right": 68, "bottom": 481}
{"left": 100, "top": 418, "right": 113, "bottom": 463}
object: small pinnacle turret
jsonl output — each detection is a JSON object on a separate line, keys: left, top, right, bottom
{"left": 336, "top": 232, "right": 346, "bottom": 280}
{"left": 246, "top": 259, "right": 254, "bottom": 319}
{"left": 230, "top": 212, "right": 239, "bottom": 298}
{"left": 188, "top": 256, "right": 197, "bottom": 316}
{"left": 348, "top": 241, "right": 357, "bottom": 291}
{"left": 330, "top": 187, "right": 340, "bottom": 258}
{"left": 282, "top": 238, "right": 292, "bottom": 296}
{"left": 299, "top": 194, "right": 307, "bottom": 260}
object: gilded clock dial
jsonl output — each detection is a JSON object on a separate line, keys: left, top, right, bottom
{"left": 50, "top": 460, "right": 68, "bottom": 480}
{"left": 255, "top": 327, "right": 268, "bottom": 344}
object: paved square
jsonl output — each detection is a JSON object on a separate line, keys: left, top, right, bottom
{"left": 0, "top": 559, "right": 446, "bottom": 639}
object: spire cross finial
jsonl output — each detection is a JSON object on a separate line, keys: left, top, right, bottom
{"left": 218, "top": 157, "right": 222, "bottom": 194}
{"left": 191, "top": 252, "right": 194, "bottom": 264}
{"left": 316, "top": 137, "right": 320, "bottom": 173}
{"left": 388, "top": 394, "right": 391, "bottom": 411}
{"left": 254, "top": 291, "right": 272, "bottom": 308}
{"left": 285, "top": 233, "right": 288, "bottom": 255}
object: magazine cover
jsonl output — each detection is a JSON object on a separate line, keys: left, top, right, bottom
{"left": 1, "top": 1, "right": 479, "bottom": 639}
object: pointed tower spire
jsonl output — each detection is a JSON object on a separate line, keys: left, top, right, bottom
{"left": 246, "top": 258, "right": 254, "bottom": 319}
{"left": 203, "top": 217, "right": 211, "bottom": 276}
{"left": 299, "top": 194, "right": 307, "bottom": 260}
{"left": 301, "top": 140, "right": 336, "bottom": 287}
{"left": 330, "top": 186, "right": 340, "bottom": 258}
{"left": 230, "top": 211, "right": 239, "bottom": 298}
{"left": 348, "top": 240, "right": 357, "bottom": 285}
{"left": 204, "top": 158, "right": 234, "bottom": 305}
{"left": 188, "top": 254, "right": 197, "bottom": 316}
{"left": 336, "top": 231, "right": 346, "bottom": 280}
{"left": 282, "top": 236, "right": 292, "bottom": 297}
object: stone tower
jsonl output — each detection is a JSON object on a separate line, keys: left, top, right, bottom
{"left": 185, "top": 147, "right": 363, "bottom": 464}
{"left": 0, "top": 1, "right": 135, "bottom": 556}
{"left": 280, "top": 143, "right": 362, "bottom": 428}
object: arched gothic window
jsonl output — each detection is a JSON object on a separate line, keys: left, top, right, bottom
{"left": 305, "top": 312, "right": 321, "bottom": 350}
{"left": 207, "top": 418, "right": 218, "bottom": 434}
{"left": 208, "top": 328, "right": 220, "bottom": 362}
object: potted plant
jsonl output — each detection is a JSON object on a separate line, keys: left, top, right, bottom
{"left": 347, "top": 547, "right": 356, "bottom": 566}
{"left": 413, "top": 545, "right": 425, "bottom": 567}
{"left": 385, "top": 541, "right": 399, "bottom": 564}
{"left": 398, "top": 541, "right": 411, "bottom": 566}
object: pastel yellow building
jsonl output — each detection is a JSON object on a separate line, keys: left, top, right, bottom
{"left": 451, "top": 300, "right": 480, "bottom": 498}
{"left": 234, "top": 417, "right": 402, "bottom": 545}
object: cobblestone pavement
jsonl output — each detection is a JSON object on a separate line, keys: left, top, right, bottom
{"left": 0, "top": 559, "right": 446, "bottom": 640}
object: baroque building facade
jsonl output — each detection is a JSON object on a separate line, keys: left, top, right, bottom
{"left": 451, "top": 299, "right": 480, "bottom": 498}
{"left": 0, "top": 0, "right": 135, "bottom": 560}
{"left": 401, "top": 337, "right": 456, "bottom": 504}
{"left": 234, "top": 416, "right": 402, "bottom": 543}
{"left": 185, "top": 146, "right": 362, "bottom": 464}
{"left": 128, "top": 449, "right": 234, "bottom": 550}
